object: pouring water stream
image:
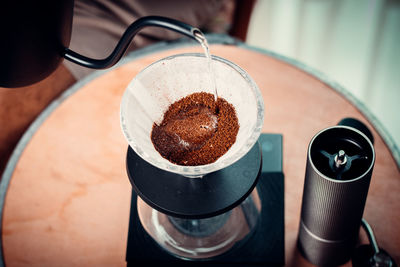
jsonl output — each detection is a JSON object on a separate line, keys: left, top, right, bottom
{"left": 193, "top": 30, "right": 218, "bottom": 102}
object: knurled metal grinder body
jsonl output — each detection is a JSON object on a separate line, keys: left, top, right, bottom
{"left": 298, "top": 126, "right": 375, "bottom": 266}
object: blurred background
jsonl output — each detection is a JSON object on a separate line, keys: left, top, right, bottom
{"left": 246, "top": 0, "right": 400, "bottom": 151}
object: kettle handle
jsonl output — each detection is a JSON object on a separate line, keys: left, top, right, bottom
{"left": 63, "top": 16, "right": 200, "bottom": 69}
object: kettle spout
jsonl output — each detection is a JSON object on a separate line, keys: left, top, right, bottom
{"left": 63, "top": 16, "right": 201, "bottom": 69}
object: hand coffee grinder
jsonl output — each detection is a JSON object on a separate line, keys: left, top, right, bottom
{"left": 120, "top": 53, "right": 285, "bottom": 265}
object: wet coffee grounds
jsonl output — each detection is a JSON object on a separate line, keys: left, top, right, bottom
{"left": 151, "top": 92, "right": 239, "bottom": 166}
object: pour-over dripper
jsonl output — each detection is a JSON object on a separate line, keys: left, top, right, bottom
{"left": 120, "top": 53, "right": 264, "bottom": 177}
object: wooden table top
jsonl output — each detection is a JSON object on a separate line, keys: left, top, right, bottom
{"left": 1, "top": 40, "right": 399, "bottom": 266}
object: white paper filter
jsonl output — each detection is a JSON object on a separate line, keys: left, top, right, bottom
{"left": 120, "top": 53, "right": 264, "bottom": 177}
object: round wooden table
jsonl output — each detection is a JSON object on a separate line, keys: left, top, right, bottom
{"left": 1, "top": 36, "right": 399, "bottom": 266}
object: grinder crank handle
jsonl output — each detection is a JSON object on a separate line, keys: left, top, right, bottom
{"left": 62, "top": 16, "right": 201, "bottom": 69}
{"left": 338, "top": 117, "right": 374, "bottom": 145}
{"left": 351, "top": 219, "right": 397, "bottom": 267}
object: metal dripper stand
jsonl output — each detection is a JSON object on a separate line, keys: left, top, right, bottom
{"left": 124, "top": 134, "right": 285, "bottom": 265}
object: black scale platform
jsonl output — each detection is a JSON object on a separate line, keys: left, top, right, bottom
{"left": 126, "top": 134, "right": 285, "bottom": 266}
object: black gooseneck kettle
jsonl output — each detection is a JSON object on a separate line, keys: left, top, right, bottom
{"left": 0, "top": 0, "right": 199, "bottom": 88}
